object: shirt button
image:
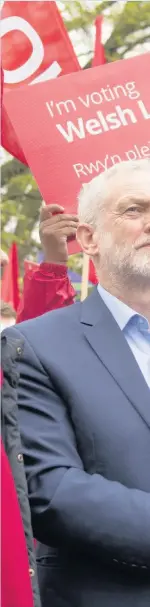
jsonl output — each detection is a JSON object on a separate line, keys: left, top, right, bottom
{"left": 29, "top": 568, "right": 35, "bottom": 577}
{"left": 18, "top": 453, "right": 23, "bottom": 463}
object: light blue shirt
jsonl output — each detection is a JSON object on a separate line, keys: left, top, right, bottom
{"left": 98, "top": 284, "right": 150, "bottom": 389}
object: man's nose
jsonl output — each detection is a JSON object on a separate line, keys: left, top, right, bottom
{"left": 144, "top": 215, "right": 150, "bottom": 233}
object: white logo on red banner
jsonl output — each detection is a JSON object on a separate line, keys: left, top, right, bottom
{"left": 1, "top": 1, "right": 79, "bottom": 89}
{"left": 1, "top": 15, "right": 62, "bottom": 85}
{"left": 1, "top": 1, "right": 79, "bottom": 162}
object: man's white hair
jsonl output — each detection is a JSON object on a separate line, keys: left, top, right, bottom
{"left": 78, "top": 159, "right": 150, "bottom": 227}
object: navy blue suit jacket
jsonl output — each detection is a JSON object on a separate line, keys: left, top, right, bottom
{"left": 4, "top": 288, "right": 150, "bottom": 606}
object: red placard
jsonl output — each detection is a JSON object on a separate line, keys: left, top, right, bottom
{"left": 4, "top": 54, "right": 150, "bottom": 219}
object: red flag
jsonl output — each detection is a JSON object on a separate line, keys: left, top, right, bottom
{"left": 92, "top": 16, "right": 106, "bottom": 67}
{"left": 1, "top": 1, "right": 80, "bottom": 89}
{"left": 1, "top": 243, "right": 20, "bottom": 312}
{"left": 1, "top": 1, "right": 80, "bottom": 161}
{"left": 1, "top": 106, "right": 27, "bottom": 164}
{"left": 89, "top": 260, "right": 98, "bottom": 285}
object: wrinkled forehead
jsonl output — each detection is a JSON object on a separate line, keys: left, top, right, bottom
{"left": 107, "top": 169, "right": 150, "bottom": 209}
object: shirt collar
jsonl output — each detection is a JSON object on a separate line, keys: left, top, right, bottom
{"left": 97, "top": 284, "right": 149, "bottom": 332}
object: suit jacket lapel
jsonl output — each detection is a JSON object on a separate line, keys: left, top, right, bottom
{"left": 81, "top": 288, "right": 150, "bottom": 429}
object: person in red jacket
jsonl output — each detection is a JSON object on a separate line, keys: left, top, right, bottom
{"left": 17, "top": 205, "right": 78, "bottom": 323}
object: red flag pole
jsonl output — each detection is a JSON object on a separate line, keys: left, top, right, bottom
{"left": 92, "top": 16, "right": 106, "bottom": 68}
{"left": 1, "top": 243, "right": 20, "bottom": 312}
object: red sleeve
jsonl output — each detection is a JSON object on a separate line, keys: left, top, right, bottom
{"left": 17, "top": 263, "right": 75, "bottom": 323}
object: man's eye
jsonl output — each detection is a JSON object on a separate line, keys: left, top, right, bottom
{"left": 126, "top": 206, "right": 139, "bottom": 213}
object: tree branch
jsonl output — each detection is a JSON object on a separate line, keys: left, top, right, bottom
{"left": 119, "top": 33, "right": 150, "bottom": 58}
{"left": 65, "top": 1, "right": 115, "bottom": 32}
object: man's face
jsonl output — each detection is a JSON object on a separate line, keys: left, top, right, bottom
{"left": 96, "top": 172, "right": 150, "bottom": 283}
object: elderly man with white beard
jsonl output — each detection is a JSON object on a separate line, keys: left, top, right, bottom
{"left": 3, "top": 159, "right": 150, "bottom": 607}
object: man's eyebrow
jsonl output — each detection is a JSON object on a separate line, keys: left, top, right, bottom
{"left": 116, "top": 197, "right": 150, "bottom": 208}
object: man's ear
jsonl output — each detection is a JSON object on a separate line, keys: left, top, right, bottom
{"left": 77, "top": 224, "right": 99, "bottom": 257}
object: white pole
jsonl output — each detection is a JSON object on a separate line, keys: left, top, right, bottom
{"left": 81, "top": 253, "right": 89, "bottom": 301}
